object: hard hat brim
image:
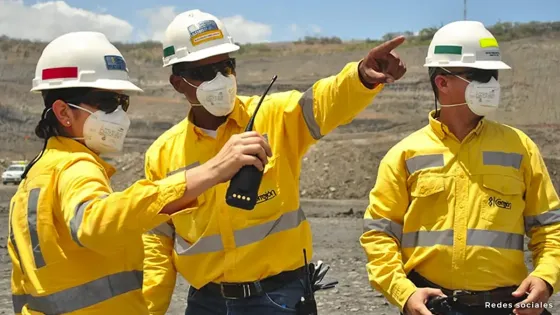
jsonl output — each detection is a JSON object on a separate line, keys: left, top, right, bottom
{"left": 423, "top": 60, "right": 511, "bottom": 70}
{"left": 30, "top": 79, "right": 144, "bottom": 93}
{"left": 164, "top": 43, "right": 240, "bottom": 67}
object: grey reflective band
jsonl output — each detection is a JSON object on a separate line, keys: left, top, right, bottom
{"left": 235, "top": 208, "right": 306, "bottom": 247}
{"left": 70, "top": 200, "right": 92, "bottom": 247}
{"left": 25, "top": 270, "right": 142, "bottom": 314}
{"left": 525, "top": 209, "right": 560, "bottom": 234}
{"left": 9, "top": 223, "right": 24, "bottom": 276}
{"left": 467, "top": 229, "right": 524, "bottom": 250}
{"left": 175, "top": 233, "right": 223, "bottom": 255}
{"left": 363, "top": 218, "right": 402, "bottom": 242}
{"left": 147, "top": 222, "right": 175, "bottom": 238}
{"left": 402, "top": 229, "right": 454, "bottom": 248}
{"left": 363, "top": 218, "right": 524, "bottom": 250}
{"left": 12, "top": 294, "right": 28, "bottom": 313}
{"left": 167, "top": 162, "right": 201, "bottom": 177}
{"left": 175, "top": 208, "right": 306, "bottom": 255}
{"left": 9, "top": 201, "right": 23, "bottom": 275}
{"left": 298, "top": 88, "right": 323, "bottom": 140}
{"left": 27, "top": 188, "right": 45, "bottom": 268}
{"left": 483, "top": 151, "right": 522, "bottom": 169}
{"left": 70, "top": 195, "right": 108, "bottom": 247}
{"left": 405, "top": 154, "right": 444, "bottom": 174}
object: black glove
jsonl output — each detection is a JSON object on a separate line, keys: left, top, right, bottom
{"left": 308, "top": 261, "right": 338, "bottom": 292}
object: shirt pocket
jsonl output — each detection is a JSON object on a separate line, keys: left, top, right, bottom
{"left": 408, "top": 176, "right": 448, "bottom": 225}
{"left": 249, "top": 155, "right": 283, "bottom": 218}
{"left": 479, "top": 174, "right": 525, "bottom": 227}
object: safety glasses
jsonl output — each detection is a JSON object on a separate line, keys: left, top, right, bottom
{"left": 68, "top": 91, "right": 130, "bottom": 113}
{"left": 178, "top": 58, "right": 236, "bottom": 82}
{"left": 443, "top": 69, "right": 499, "bottom": 83}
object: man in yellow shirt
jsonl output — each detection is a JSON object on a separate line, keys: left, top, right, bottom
{"left": 141, "top": 8, "right": 407, "bottom": 315}
{"left": 8, "top": 31, "right": 271, "bottom": 315}
{"left": 360, "top": 20, "right": 560, "bottom": 315}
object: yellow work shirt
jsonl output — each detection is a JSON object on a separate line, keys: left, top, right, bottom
{"left": 8, "top": 136, "right": 187, "bottom": 315}
{"left": 360, "top": 110, "right": 560, "bottom": 311}
{"left": 142, "top": 62, "right": 384, "bottom": 314}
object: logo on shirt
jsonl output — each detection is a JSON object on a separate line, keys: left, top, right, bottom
{"left": 257, "top": 190, "right": 277, "bottom": 204}
{"left": 488, "top": 196, "right": 512, "bottom": 209}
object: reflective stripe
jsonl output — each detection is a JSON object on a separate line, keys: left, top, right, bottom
{"left": 27, "top": 189, "right": 45, "bottom": 268}
{"left": 363, "top": 218, "right": 402, "bottom": 241}
{"left": 12, "top": 294, "right": 28, "bottom": 313}
{"left": 167, "top": 162, "right": 200, "bottom": 177}
{"left": 175, "top": 208, "right": 306, "bottom": 256}
{"left": 402, "top": 230, "right": 453, "bottom": 248}
{"left": 175, "top": 233, "right": 223, "bottom": 255}
{"left": 9, "top": 201, "right": 24, "bottom": 275}
{"left": 525, "top": 209, "right": 560, "bottom": 234}
{"left": 483, "top": 151, "right": 522, "bottom": 169}
{"left": 26, "top": 270, "right": 142, "bottom": 314}
{"left": 235, "top": 208, "right": 306, "bottom": 247}
{"left": 405, "top": 154, "right": 444, "bottom": 174}
{"left": 467, "top": 229, "right": 524, "bottom": 250}
{"left": 363, "top": 218, "right": 523, "bottom": 250}
{"left": 70, "top": 195, "right": 108, "bottom": 247}
{"left": 298, "top": 88, "right": 323, "bottom": 140}
{"left": 147, "top": 222, "right": 175, "bottom": 238}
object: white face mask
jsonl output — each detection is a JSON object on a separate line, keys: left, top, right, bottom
{"left": 183, "top": 72, "right": 237, "bottom": 117}
{"left": 439, "top": 68, "right": 501, "bottom": 117}
{"left": 68, "top": 104, "right": 130, "bottom": 154}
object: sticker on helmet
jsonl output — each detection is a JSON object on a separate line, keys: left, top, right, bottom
{"left": 105, "top": 55, "right": 127, "bottom": 71}
{"left": 479, "top": 38, "right": 499, "bottom": 48}
{"left": 188, "top": 20, "right": 224, "bottom": 46}
{"left": 434, "top": 45, "right": 462, "bottom": 55}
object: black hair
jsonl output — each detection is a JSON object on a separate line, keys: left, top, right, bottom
{"left": 428, "top": 67, "right": 447, "bottom": 118}
{"left": 21, "top": 87, "right": 93, "bottom": 179}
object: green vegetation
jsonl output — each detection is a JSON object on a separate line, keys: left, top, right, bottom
{"left": 0, "top": 20, "right": 558, "bottom": 61}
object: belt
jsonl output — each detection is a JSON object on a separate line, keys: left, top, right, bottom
{"left": 201, "top": 266, "right": 306, "bottom": 299}
{"left": 407, "top": 270, "right": 518, "bottom": 307}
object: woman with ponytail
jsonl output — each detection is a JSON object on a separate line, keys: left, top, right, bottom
{"left": 7, "top": 31, "right": 271, "bottom": 315}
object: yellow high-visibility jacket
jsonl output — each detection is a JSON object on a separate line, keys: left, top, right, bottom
{"left": 8, "top": 136, "right": 187, "bottom": 315}
{"left": 142, "top": 62, "right": 384, "bottom": 314}
{"left": 360, "top": 111, "right": 560, "bottom": 311}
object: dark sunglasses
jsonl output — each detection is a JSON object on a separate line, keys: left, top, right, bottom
{"left": 68, "top": 91, "right": 130, "bottom": 113}
{"left": 443, "top": 69, "right": 499, "bottom": 83}
{"left": 178, "top": 58, "right": 236, "bottom": 82}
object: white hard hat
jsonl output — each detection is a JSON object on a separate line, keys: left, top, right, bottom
{"left": 424, "top": 21, "right": 511, "bottom": 70}
{"left": 162, "top": 9, "right": 239, "bottom": 67}
{"left": 31, "top": 31, "right": 142, "bottom": 93}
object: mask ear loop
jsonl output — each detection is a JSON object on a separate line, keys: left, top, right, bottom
{"left": 435, "top": 68, "right": 469, "bottom": 110}
{"left": 66, "top": 103, "right": 95, "bottom": 141}
{"left": 182, "top": 77, "right": 198, "bottom": 89}
{"left": 181, "top": 78, "right": 203, "bottom": 106}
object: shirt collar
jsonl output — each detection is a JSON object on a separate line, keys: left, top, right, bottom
{"left": 428, "top": 110, "right": 486, "bottom": 140}
{"left": 189, "top": 97, "right": 250, "bottom": 139}
{"left": 47, "top": 136, "right": 116, "bottom": 177}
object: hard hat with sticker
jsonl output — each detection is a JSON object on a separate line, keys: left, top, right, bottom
{"left": 161, "top": 9, "right": 239, "bottom": 67}
{"left": 424, "top": 21, "right": 511, "bottom": 70}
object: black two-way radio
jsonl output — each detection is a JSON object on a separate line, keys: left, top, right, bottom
{"left": 225, "top": 75, "right": 278, "bottom": 210}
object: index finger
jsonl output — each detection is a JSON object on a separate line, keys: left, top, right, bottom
{"left": 374, "top": 35, "right": 406, "bottom": 54}
{"left": 239, "top": 131, "right": 261, "bottom": 138}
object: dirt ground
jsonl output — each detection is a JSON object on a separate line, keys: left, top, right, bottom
{"left": 1, "top": 193, "right": 560, "bottom": 314}
{"left": 1, "top": 33, "right": 560, "bottom": 314}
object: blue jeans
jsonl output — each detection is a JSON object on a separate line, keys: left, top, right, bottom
{"left": 184, "top": 279, "right": 306, "bottom": 315}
